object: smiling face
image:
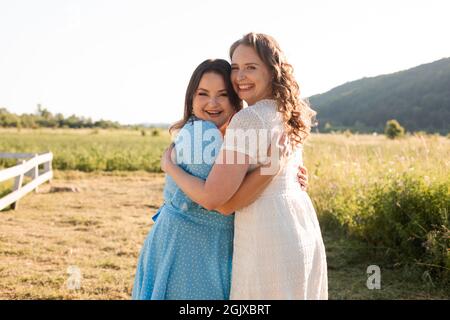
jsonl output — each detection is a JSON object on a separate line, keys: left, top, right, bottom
{"left": 192, "top": 72, "right": 236, "bottom": 130}
{"left": 231, "top": 44, "right": 273, "bottom": 105}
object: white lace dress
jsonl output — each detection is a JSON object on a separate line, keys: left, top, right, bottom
{"left": 221, "top": 99, "right": 328, "bottom": 300}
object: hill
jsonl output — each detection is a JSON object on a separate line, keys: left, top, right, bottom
{"left": 309, "top": 57, "right": 450, "bottom": 133}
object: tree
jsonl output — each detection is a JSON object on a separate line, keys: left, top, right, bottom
{"left": 0, "top": 106, "right": 123, "bottom": 129}
{"left": 385, "top": 119, "right": 405, "bottom": 139}
{"left": 37, "top": 104, "right": 52, "bottom": 119}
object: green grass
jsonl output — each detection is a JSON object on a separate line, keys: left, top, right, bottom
{"left": 0, "top": 128, "right": 170, "bottom": 172}
{"left": 304, "top": 133, "right": 449, "bottom": 287}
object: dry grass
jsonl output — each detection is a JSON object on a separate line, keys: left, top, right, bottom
{"left": 1, "top": 171, "right": 448, "bottom": 300}
{"left": 0, "top": 171, "right": 164, "bottom": 299}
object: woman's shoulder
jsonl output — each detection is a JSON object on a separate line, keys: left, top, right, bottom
{"left": 229, "top": 106, "right": 261, "bottom": 126}
{"left": 172, "top": 117, "right": 220, "bottom": 140}
{"left": 229, "top": 100, "right": 278, "bottom": 129}
{"left": 180, "top": 117, "right": 219, "bottom": 133}
{"left": 244, "top": 99, "right": 277, "bottom": 112}
{"left": 174, "top": 117, "right": 222, "bottom": 151}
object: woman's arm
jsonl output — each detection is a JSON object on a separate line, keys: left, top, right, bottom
{"left": 214, "top": 163, "right": 276, "bottom": 215}
{"left": 215, "top": 160, "right": 308, "bottom": 215}
{"left": 218, "top": 162, "right": 309, "bottom": 215}
{"left": 214, "top": 136, "right": 289, "bottom": 214}
{"left": 162, "top": 133, "right": 289, "bottom": 214}
{"left": 162, "top": 148, "right": 250, "bottom": 211}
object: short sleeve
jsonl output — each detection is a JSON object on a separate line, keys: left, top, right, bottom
{"left": 174, "top": 119, "right": 222, "bottom": 179}
{"left": 220, "top": 108, "right": 271, "bottom": 164}
{"left": 164, "top": 119, "right": 223, "bottom": 212}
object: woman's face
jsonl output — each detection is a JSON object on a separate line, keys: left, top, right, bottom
{"left": 192, "top": 72, "right": 235, "bottom": 130}
{"left": 230, "top": 44, "right": 273, "bottom": 106}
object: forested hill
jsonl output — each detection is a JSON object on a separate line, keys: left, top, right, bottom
{"left": 308, "top": 57, "right": 450, "bottom": 133}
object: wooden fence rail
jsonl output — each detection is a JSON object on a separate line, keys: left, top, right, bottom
{"left": 0, "top": 152, "right": 53, "bottom": 211}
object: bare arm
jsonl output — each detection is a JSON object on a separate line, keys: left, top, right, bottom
{"left": 161, "top": 130, "right": 299, "bottom": 215}
{"left": 162, "top": 148, "right": 250, "bottom": 211}
{"left": 213, "top": 161, "right": 308, "bottom": 215}
{"left": 215, "top": 153, "right": 310, "bottom": 215}
{"left": 215, "top": 164, "right": 276, "bottom": 215}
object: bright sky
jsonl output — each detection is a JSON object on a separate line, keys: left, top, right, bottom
{"left": 1, "top": 0, "right": 449, "bottom": 125}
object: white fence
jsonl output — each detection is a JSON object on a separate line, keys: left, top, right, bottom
{"left": 0, "top": 152, "right": 53, "bottom": 211}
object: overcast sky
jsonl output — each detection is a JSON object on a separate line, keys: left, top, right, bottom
{"left": 1, "top": 0, "right": 449, "bottom": 124}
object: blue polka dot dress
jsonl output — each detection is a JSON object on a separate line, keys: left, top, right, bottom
{"left": 132, "top": 118, "right": 234, "bottom": 300}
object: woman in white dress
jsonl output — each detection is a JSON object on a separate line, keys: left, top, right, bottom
{"left": 162, "top": 33, "right": 328, "bottom": 299}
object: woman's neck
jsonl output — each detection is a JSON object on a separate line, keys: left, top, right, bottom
{"left": 219, "top": 114, "right": 235, "bottom": 137}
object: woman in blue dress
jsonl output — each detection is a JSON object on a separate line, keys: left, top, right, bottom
{"left": 132, "top": 59, "right": 296, "bottom": 299}
{"left": 132, "top": 60, "right": 282, "bottom": 300}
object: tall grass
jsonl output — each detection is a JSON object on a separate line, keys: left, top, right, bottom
{"left": 0, "top": 128, "right": 169, "bottom": 172}
{"left": 304, "top": 133, "right": 449, "bottom": 285}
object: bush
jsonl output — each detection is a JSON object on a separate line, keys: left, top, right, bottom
{"left": 385, "top": 119, "right": 405, "bottom": 139}
{"left": 321, "top": 173, "right": 450, "bottom": 285}
{"left": 313, "top": 172, "right": 450, "bottom": 286}
{"left": 361, "top": 174, "right": 449, "bottom": 283}
{"left": 75, "top": 155, "right": 98, "bottom": 172}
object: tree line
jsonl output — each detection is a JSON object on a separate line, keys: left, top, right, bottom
{"left": 0, "top": 105, "right": 121, "bottom": 129}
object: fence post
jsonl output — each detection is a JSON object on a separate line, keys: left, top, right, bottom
{"left": 33, "top": 154, "right": 39, "bottom": 193}
{"left": 11, "top": 160, "right": 25, "bottom": 210}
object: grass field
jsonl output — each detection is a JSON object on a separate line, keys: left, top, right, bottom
{"left": 0, "top": 129, "right": 449, "bottom": 299}
{"left": 0, "top": 128, "right": 170, "bottom": 172}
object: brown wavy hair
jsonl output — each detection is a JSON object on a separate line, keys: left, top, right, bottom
{"left": 230, "top": 32, "right": 316, "bottom": 147}
{"left": 169, "top": 59, "right": 243, "bottom": 135}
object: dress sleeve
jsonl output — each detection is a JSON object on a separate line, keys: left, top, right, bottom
{"left": 164, "top": 120, "right": 223, "bottom": 213}
{"left": 174, "top": 119, "right": 223, "bottom": 179}
{"left": 220, "top": 108, "right": 271, "bottom": 164}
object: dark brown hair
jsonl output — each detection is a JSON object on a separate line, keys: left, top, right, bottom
{"left": 169, "top": 59, "right": 243, "bottom": 134}
{"left": 230, "top": 32, "right": 316, "bottom": 146}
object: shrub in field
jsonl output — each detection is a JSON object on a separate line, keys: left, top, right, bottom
{"left": 53, "top": 154, "right": 78, "bottom": 170}
{"left": 106, "top": 154, "right": 138, "bottom": 171}
{"left": 308, "top": 132, "right": 449, "bottom": 284}
{"left": 75, "top": 154, "right": 99, "bottom": 172}
{"left": 0, "top": 186, "right": 11, "bottom": 200}
{"left": 385, "top": 119, "right": 405, "bottom": 139}
{"left": 320, "top": 172, "right": 450, "bottom": 285}
{"left": 361, "top": 174, "right": 449, "bottom": 284}
{"left": 0, "top": 158, "right": 17, "bottom": 169}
